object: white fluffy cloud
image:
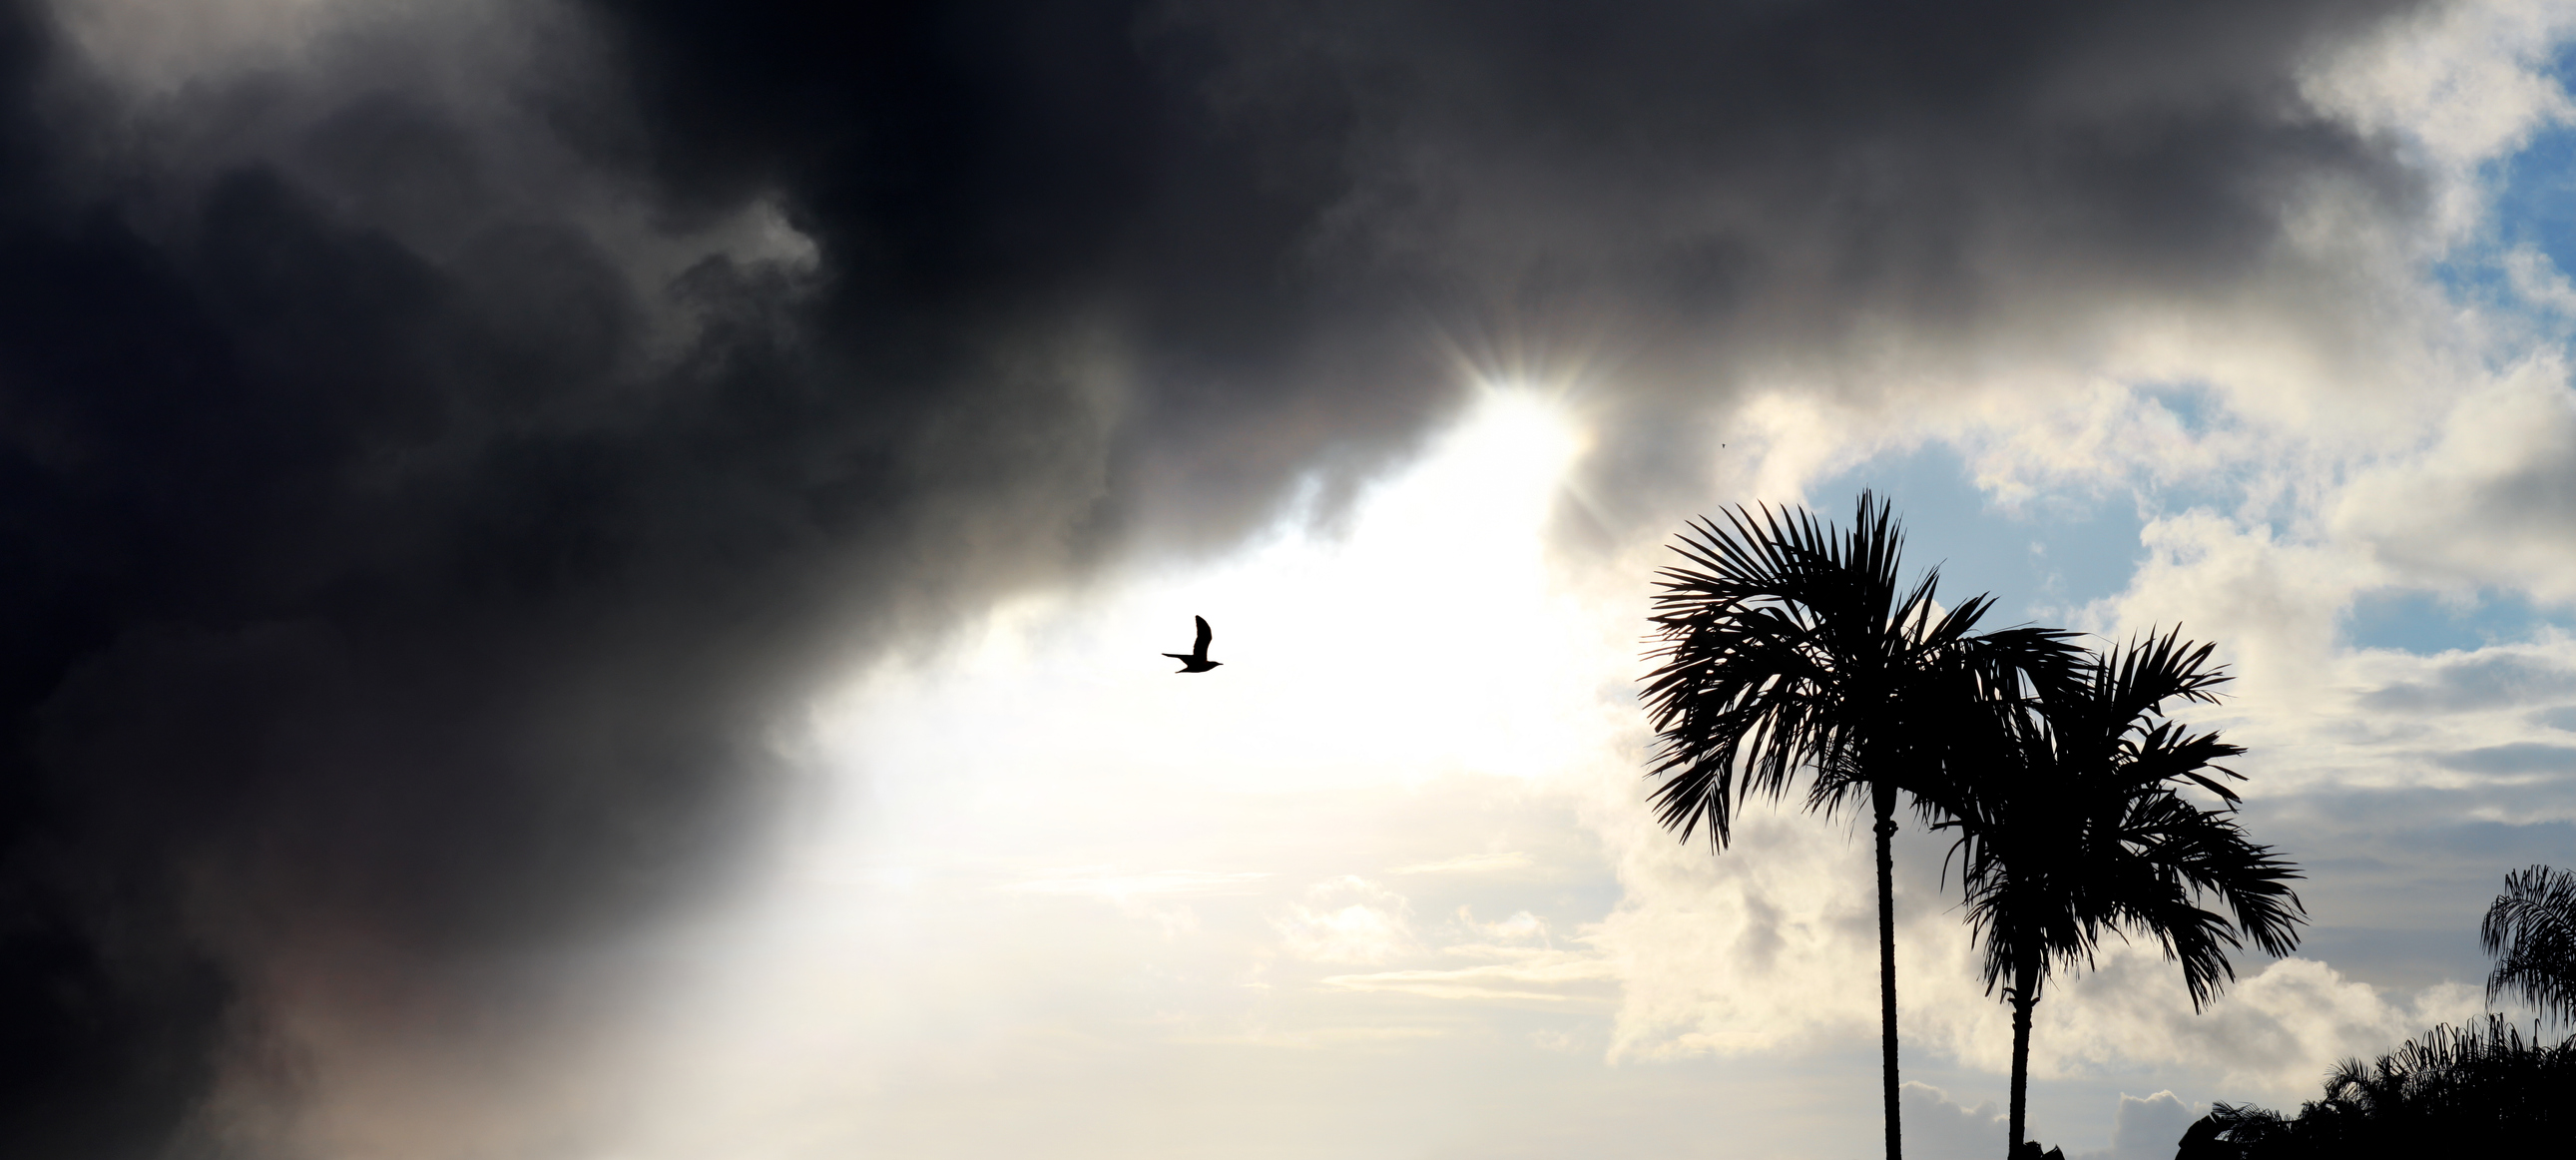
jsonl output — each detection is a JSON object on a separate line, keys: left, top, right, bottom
{"left": 1897, "top": 1083, "right": 2011, "bottom": 1160}
{"left": 2071, "top": 1091, "right": 2201, "bottom": 1160}
{"left": 1277, "top": 876, "right": 1420, "bottom": 964}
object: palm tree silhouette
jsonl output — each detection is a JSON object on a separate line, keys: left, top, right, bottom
{"left": 2481, "top": 865, "right": 2576, "bottom": 1028}
{"left": 1946, "top": 631, "right": 2305, "bottom": 1159}
{"left": 1641, "top": 491, "right": 2078, "bottom": 1160}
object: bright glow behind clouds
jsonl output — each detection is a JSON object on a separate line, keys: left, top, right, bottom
{"left": 837, "top": 382, "right": 1601, "bottom": 817}
{"left": 594, "top": 386, "right": 1681, "bottom": 1159}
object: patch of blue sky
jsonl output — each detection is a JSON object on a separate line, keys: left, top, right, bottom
{"left": 1806, "top": 443, "right": 2145, "bottom": 629}
{"left": 2132, "top": 379, "right": 2224, "bottom": 440}
{"left": 2123, "top": 378, "right": 2263, "bottom": 517}
{"left": 2340, "top": 587, "right": 2576, "bottom": 655}
{"left": 2435, "top": 44, "right": 2576, "bottom": 315}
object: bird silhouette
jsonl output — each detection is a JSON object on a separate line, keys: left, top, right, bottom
{"left": 1164, "top": 615, "right": 1223, "bottom": 673}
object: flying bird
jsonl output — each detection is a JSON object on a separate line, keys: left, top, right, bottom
{"left": 1164, "top": 616, "right": 1223, "bottom": 673}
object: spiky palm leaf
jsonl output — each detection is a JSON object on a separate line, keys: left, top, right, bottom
{"left": 1641, "top": 493, "right": 2074, "bottom": 845}
{"left": 2480, "top": 865, "right": 2576, "bottom": 1027}
{"left": 1946, "top": 631, "right": 2304, "bottom": 1157}
{"left": 1963, "top": 782, "right": 2304, "bottom": 1004}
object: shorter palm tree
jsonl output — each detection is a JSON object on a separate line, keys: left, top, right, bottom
{"left": 2480, "top": 865, "right": 2576, "bottom": 1028}
{"left": 1945, "top": 631, "right": 2305, "bottom": 1158}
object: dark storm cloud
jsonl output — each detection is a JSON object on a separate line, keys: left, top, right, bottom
{"left": 584, "top": 0, "right": 2430, "bottom": 527}
{"left": 1171, "top": 0, "right": 2431, "bottom": 521}
{"left": 0, "top": 0, "right": 2436, "bottom": 1153}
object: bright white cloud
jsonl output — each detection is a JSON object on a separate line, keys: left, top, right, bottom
{"left": 1318, "top": 951, "right": 1622, "bottom": 1005}
{"left": 1448, "top": 905, "right": 1554, "bottom": 946}
{"left": 1390, "top": 851, "right": 1536, "bottom": 875}
{"left": 2333, "top": 355, "right": 2576, "bottom": 601}
{"left": 1000, "top": 869, "right": 1277, "bottom": 898}
{"left": 1277, "top": 876, "right": 1418, "bottom": 963}
{"left": 1899, "top": 1083, "right": 2010, "bottom": 1160}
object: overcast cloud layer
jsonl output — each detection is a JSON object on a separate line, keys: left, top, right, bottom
{"left": 4, "top": 0, "right": 2569, "bottom": 1156}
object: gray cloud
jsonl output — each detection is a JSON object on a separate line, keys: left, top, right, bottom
{"left": 0, "top": 0, "right": 2453, "bottom": 1152}
{"left": 1172, "top": 0, "right": 2426, "bottom": 520}
{"left": 2360, "top": 654, "right": 2576, "bottom": 713}
{"left": 1898, "top": 1082, "right": 2009, "bottom": 1160}
{"left": 2071, "top": 1091, "right": 2198, "bottom": 1160}
{"left": 2433, "top": 741, "right": 2576, "bottom": 775}
{"left": 2334, "top": 355, "right": 2576, "bottom": 602}
{"left": 2235, "top": 791, "right": 2570, "bottom": 991}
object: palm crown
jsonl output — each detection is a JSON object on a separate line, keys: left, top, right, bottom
{"left": 1642, "top": 494, "right": 2077, "bottom": 844}
{"left": 1641, "top": 491, "right": 2080, "bottom": 1160}
{"left": 1946, "top": 630, "right": 2305, "bottom": 1156}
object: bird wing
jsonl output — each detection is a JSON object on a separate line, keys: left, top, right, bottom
{"left": 1194, "top": 615, "right": 1213, "bottom": 655}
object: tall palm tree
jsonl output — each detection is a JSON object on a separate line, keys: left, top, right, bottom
{"left": 1641, "top": 491, "right": 2079, "bottom": 1160}
{"left": 2481, "top": 865, "right": 2576, "bottom": 1028}
{"left": 1947, "top": 631, "right": 2305, "bottom": 1158}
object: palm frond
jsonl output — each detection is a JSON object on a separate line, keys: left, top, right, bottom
{"left": 2481, "top": 865, "right": 2576, "bottom": 1026}
{"left": 1641, "top": 491, "right": 2077, "bottom": 850}
{"left": 1947, "top": 632, "right": 2302, "bottom": 1010}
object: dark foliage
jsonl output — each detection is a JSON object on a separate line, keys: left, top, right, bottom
{"left": 2481, "top": 865, "right": 2576, "bottom": 1028}
{"left": 2180, "top": 1016, "right": 2576, "bottom": 1159}
{"left": 1641, "top": 492, "right": 2078, "bottom": 844}
{"left": 1951, "top": 631, "right": 2304, "bottom": 1010}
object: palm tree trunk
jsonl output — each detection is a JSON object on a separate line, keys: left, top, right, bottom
{"left": 2007, "top": 950, "right": 2038, "bottom": 1159}
{"left": 1874, "top": 781, "right": 1902, "bottom": 1160}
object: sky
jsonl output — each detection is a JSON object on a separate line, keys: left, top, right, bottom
{"left": 2, "top": 1, "right": 2575, "bottom": 1158}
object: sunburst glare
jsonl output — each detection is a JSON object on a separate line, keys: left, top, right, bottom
{"left": 595, "top": 386, "right": 1627, "bottom": 1158}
